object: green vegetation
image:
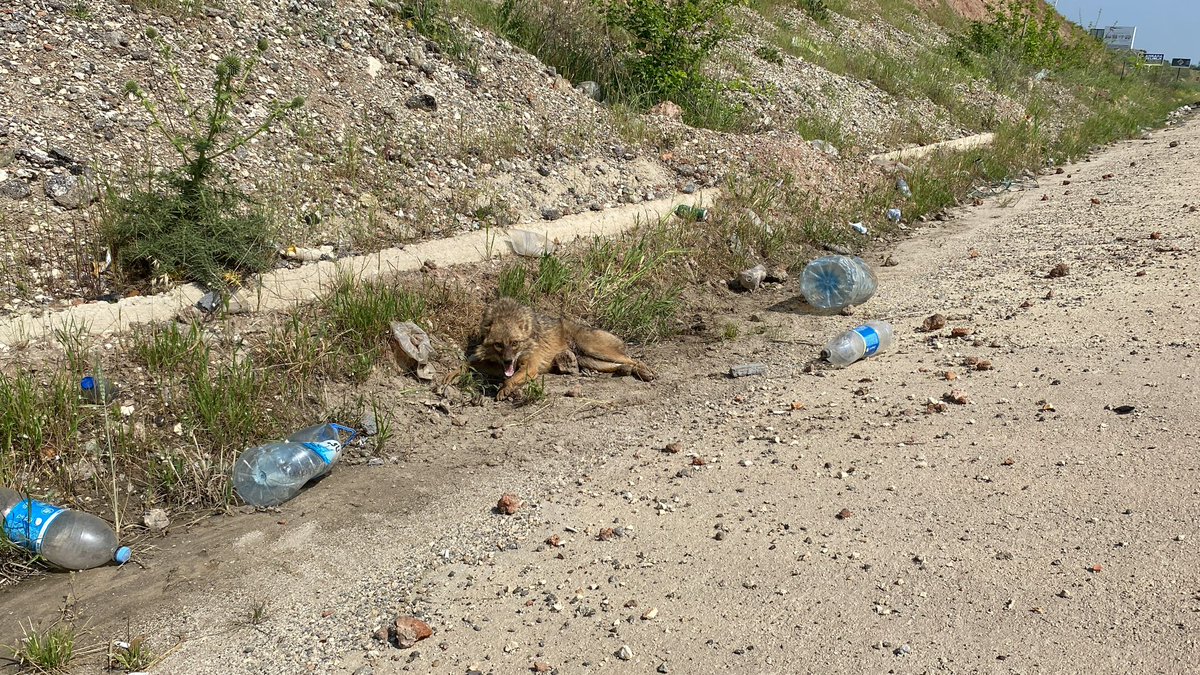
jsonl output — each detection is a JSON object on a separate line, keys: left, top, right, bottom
{"left": 6, "top": 621, "right": 77, "bottom": 673}
{"left": 487, "top": 0, "right": 749, "bottom": 129}
{"left": 103, "top": 31, "right": 303, "bottom": 291}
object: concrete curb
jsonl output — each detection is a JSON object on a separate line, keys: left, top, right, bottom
{"left": 870, "top": 132, "right": 995, "bottom": 164}
{"left": 0, "top": 189, "right": 721, "bottom": 347}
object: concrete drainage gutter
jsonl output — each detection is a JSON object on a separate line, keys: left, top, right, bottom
{"left": 0, "top": 188, "right": 721, "bottom": 348}
{"left": 870, "top": 132, "right": 995, "bottom": 164}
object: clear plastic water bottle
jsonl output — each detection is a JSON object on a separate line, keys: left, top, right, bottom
{"left": 232, "top": 423, "right": 358, "bottom": 507}
{"left": 0, "top": 488, "right": 131, "bottom": 570}
{"left": 821, "top": 321, "right": 895, "bottom": 368}
{"left": 800, "top": 255, "right": 878, "bottom": 310}
{"left": 896, "top": 177, "right": 912, "bottom": 198}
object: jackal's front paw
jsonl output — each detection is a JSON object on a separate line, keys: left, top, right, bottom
{"left": 496, "top": 381, "right": 518, "bottom": 400}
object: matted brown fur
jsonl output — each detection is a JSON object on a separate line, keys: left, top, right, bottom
{"left": 453, "top": 297, "right": 655, "bottom": 399}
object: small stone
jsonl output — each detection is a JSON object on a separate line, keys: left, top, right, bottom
{"left": 1170, "top": 140, "right": 1180, "bottom": 148}
{"left": 1048, "top": 262, "right": 1070, "bottom": 278}
{"left": 894, "top": 644, "right": 911, "bottom": 656}
{"left": 360, "top": 410, "right": 379, "bottom": 436}
{"left": 532, "top": 662, "right": 552, "bottom": 673}
{"left": 616, "top": 645, "right": 633, "bottom": 661}
{"left": 943, "top": 390, "right": 969, "bottom": 405}
{"left": 663, "top": 442, "right": 683, "bottom": 454}
{"left": 836, "top": 508, "right": 853, "bottom": 520}
{"left": 575, "top": 80, "right": 602, "bottom": 101}
{"left": 922, "top": 314, "right": 946, "bottom": 332}
{"left": 950, "top": 326, "right": 973, "bottom": 338}
{"left": 540, "top": 206, "right": 562, "bottom": 221}
{"left": 0, "top": 179, "right": 31, "bottom": 200}
{"left": 143, "top": 508, "right": 170, "bottom": 533}
{"left": 44, "top": 173, "right": 96, "bottom": 209}
{"left": 496, "top": 493, "right": 521, "bottom": 515}
{"left": 404, "top": 93, "right": 437, "bottom": 112}
{"left": 657, "top": 664, "right": 669, "bottom": 674}
{"left": 1057, "top": 589, "right": 1072, "bottom": 599}
{"left": 641, "top": 607, "right": 658, "bottom": 620}
{"left": 387, "top": 616, "right": 432, "bottom": 649}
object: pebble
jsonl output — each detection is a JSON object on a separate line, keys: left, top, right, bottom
{"left": 616, "top": 645, "right": 632, "bottom": 661}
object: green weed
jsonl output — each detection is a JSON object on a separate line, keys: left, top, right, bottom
{"left": 104, "top": 31, "right": 303, "bottom": 290}
{"left": 497, "top": 263, "right": 530, "bottom": 303}
{"left": 108, "top": 636, "right": 158, "bottom": 672}
{"left": 6, "top": 621, "right": 76, "bottom": 673}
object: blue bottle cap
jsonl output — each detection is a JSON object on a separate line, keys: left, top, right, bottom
{"left": 114, "top": 546, "right": 131, "bottom": 564}
{"left": 81, "top": 377, "right": 96, "bottom": 390}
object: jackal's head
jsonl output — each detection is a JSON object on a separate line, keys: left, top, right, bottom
{"left": 481, "top": 298, "right": 536, "bottom": 377}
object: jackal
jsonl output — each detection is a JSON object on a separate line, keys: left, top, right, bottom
{"left": 452, "top": 297, "right": 655, "bottom": 399}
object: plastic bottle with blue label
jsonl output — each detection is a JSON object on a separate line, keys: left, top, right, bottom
{"left": 800, "top": 255, "right": 878, "bottom": 311}
{"left": 231, "top": 423, "right": 358, "bottom": 507}
{"left": 821, "top": 321, "right": 895, "bottom": 368}
{"left": 0, "top": 487, "right": 131, "bottom": 570}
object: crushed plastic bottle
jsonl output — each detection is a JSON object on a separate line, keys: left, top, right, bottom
{"left": 896, "top": 178, "right": 912, "bottom": 198}
{"left": 800, "top": 255, "right": 878, "bottom": 311}
{"left": 850, "top": 221, "right": 868, "bottom": 235}
{"left": 231, "top": 423, "right": 358, "bottom": 507}
{"left": 886, "top": 208, "right": 902, "bottom": 223}
{"left": 821, "top": 321, "right": 895, "bottom": 368}
{"left": 0, "top": 488, "right": 131, "bottom": 570}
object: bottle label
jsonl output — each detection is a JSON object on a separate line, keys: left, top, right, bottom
{"left": 3, "top": 498, "right": 64, "bottom": 554}
{"left": 302, "top": 440, "right": 342, "bottom": 465}
{"left": 854, "top": 326, "right": 881, "bottom": 357}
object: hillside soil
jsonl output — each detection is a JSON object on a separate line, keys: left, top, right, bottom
{"left": 2, "top": 118, "right": 1199, "bottom": 674}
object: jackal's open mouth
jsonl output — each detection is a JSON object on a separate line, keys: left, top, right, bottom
{"left": 504, "top": 361, "right": 516, "bottom": 377}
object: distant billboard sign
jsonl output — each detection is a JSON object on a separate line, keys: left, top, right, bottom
{"left": 1144, "top": 53, "right": 1165, "bottom": 64}
{"left": 1171, "top": 58, "right": 1192, "bottom": 67}
{"left": 1102, "top": 26, "right": 1137, "bottom": 51}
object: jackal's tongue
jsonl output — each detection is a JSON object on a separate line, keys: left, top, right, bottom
{"left": 504, "top": 361, "right": 516, "bottom": 377}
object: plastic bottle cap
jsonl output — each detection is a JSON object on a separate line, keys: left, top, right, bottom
{"left": 114, "top": 546, "right": 132, "bottom": 564}
{"left": 81, "top": 377, "right": 96, "bottom": 390}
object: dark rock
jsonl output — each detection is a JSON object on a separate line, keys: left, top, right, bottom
{"left": 0, "top": 179, "right": 31, "bottom": 200}
{"left": 44, "top": 173, "right": 95, "bottom": 208}
{"left": 405, "top": 93, "right": 437, "bottom": 112}
{"left": 575, "top": 80, "right": 602, "bottom": 101}
{"left": 540, "top": 207, "right": 562, "bottom": 221}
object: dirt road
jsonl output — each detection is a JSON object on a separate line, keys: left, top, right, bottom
{"left": 4, "top": 118, "right": 1200, "bottom": 674}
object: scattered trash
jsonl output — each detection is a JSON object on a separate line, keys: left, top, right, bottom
{"left": 800, "top": 255, "right": 878, "bottom": 311}
{"left": 886, "top": 208, "right": 902, "bottom": 223}
{"left": 196, "top": 291, "right": 222, "bottom": 313}
{"left": 0, "top": 487, "right": 131, "bottom": 570}
{"left": 729, "top": 363, "right": 766, "bottom": 378}
{"left": 810, "top": 139, "right": 839, "bottom": 157}
{"left": 821, "top": 321, "right": 894, "bottom": 369}
{"left": 736, "top": 264, "right": 768, "bottom": 291}
{"left": 850, "top": 221, "right": 868, "bottom": 235}
{"left": 496, "top": 493, "right": 522, "bottom": 515}
{"left": 388, "top": 321, "right": 435, "bottom": 381}
{"left": 80, "top": 375, "right": 119, "bottom": 405}
{"left": 508, "top": 229, "right": 557, "bottom": 257}
{"left": 896, "top": 177, "right": 912, "bottom": 198}
{"left": 231, "top": 423, "right": 359, "bottom": 507}
{"left": 674, "top": 204, "right": 708, "bottom": 222}
{"left": 281, "top": 245, "right": 336, "bottom": 262}
{"left": 921, "top": 313, "right": 946, "bottom": 332}
{"left": 1033, "top": 69, "right": 1050, "bottom": 81}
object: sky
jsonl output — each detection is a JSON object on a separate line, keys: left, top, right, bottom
{"left": 1048, "top": 0, "right": 1199, "bottom": 62}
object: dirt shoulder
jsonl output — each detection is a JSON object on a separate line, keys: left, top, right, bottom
{"left": 3, "top": 118, "right": 1199, "bottom": 674}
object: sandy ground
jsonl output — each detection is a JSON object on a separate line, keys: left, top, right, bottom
{"left": 3, "top": 118, "right": 1200, "bottom": 674}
